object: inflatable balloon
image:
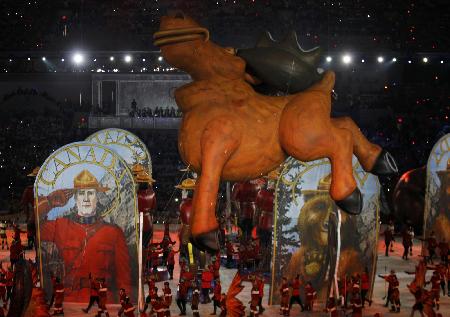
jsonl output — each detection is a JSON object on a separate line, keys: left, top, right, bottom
{"left": 154, "top": 13, "right": 397, "bottom": 252}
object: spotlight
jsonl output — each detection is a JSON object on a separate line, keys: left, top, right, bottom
{"left": 361, "top": 59, "right": 365, "bottom": 63}
{"left": 27, "top": 57, "right": 31, "bottom": 61}
{"left": 158, "top": 56, "right": 163, "bottom": 62}
{"left": 408, "top": 60, "right": 412, "bottom": 64}
{"left": 422, "top": 57, "right": 428, "bottom": 63}
{"left": 392, "top": 57, "right": 397, "bottom": 62}
{"left": 42, "top": 57, "right": 46, "bottom": 61}
{"left": 61, "top": 58, "right": 65, "bottom": 62}
{"left": 142, "top": 58, "right": 146, "bottom": 62}
{"left": 377, "top": 56, "right": 384, "bottom": 63}
{"left": 110, "top": 56, "right": 114, "bottom": 61}
{"left": 72, "top": 53, "right": 84, "bottom": 65}
{"left": 441, "top": 60, "right": 444, "bottom": 64}
{"left": 342, "top": 54, "right": 352, "bottom": 64}
{"left": 124, "top": 55, "right": 132, "bottom": 63}
{"left": 326, "top": 56, "right": 332, "bottom": 62}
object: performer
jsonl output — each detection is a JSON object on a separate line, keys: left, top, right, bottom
{"left": 426, "top": 270, "right": 441, "bottom": 311}
{"left": 37, "top": 170, "right": 132, "bottom": 301}
{"left": 249, "top": 280, "right": 260, "bottom": 317}
{"left": 402, "top": 226, "right": 414, "bottom": 260}
{"left": 389, "top": 275, "right": 401, "bottom": 313}
{"left": 136, "top": 169, "right": 156, "bottom": 248}
{"left": 324, "top": 296, "right": 338, "bottom": 317}
{"left": 176, "top": 279, "right": 188, "bottom": 316}
{"left": 0, "top": 272, "right": 6, "bottom": 308}
{"left": 280, "top": 277, "right": 290, "bottom": 316}
{"left": 159, "top": 231, "right": 176, "bottom": 267}
{"left": 350, "top": 291, "right": 363, "bottom": 317}
{"left": 304, "top": 282, "right": 316, "bottom": 311}
{"left": 211, "top": 279, "right": 221, "bottom": 315}
{"left": 149, "top": 245, "right": 164, "bottom": 274}
{"left": 0, "top": 222, "right": 8, "bottom": 250}
{"left": 163, "top": 282, "right": 172, "bottom": 317}
{"left": 201, "top": 267, "right": 213, "bottom": 304}
{"left": 225, "top": 239, "right": 235, "bottom": 268}
{"left": 219, "top": 293, "right": 227, "bottom": 317}
{"left": 256, "top": 274, "right": 265, "bottom": 314}
{"left": 53, "top": 277, "right": 65, "bottom": 316}
{"left": 360, "top": 268, "right": 372, "bottom": 307}
{"left": 407, "top": 284, "right": 425, "bottom": 317}
{"left": 153, "top": 296, "right": 167, "bottom": 317}
{"left": 82, "top": 273, "right": 100, "bottom": 313}
{"left": 97, "top": 278, "right": 109, "bottom": 317}
{"left": 4, "top": 267, "right": 13, "bottom": 304}
{"left": 117, "top": 288, "right": 127, "bottom": 317}
{"left": 379, "top": 270, "right": 396, "bottom": 307}
{"left": 9, "top": 239, "right": 23, "bottom": 269}
{"left": 191, "top": 286, "right": 200, "bottom": 317}
{"left": 167, "top": 246, "right": 179, "bottom": 280}
{"left": 122, "top": 297, "right": 136, "bottom": 317}
{"left": 289, "top": 275, "right": 304, "bottom": 312}
{"left": 383, "top": 222, "right": 394, "bottom": 257}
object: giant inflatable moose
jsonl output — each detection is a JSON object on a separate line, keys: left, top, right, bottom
{"left": 153, "top": 13, "right": 398, "bottom": 252}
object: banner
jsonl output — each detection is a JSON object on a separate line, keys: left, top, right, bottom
{"left": 34, "top": 142, "right": 138, "bottom": 303}
{"left": 424, "top": 133, "right": 449, "bottom": 242}
{"left": 270, "top": 156, "right": 380, "bottom": 304}
{"left": 86, "top": 128, "right": 152, "bottom": 175}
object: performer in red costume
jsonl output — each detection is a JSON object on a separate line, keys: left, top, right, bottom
{"left": 280, "top": 277, "right": 290, "bottom": 316}
{"left": 232, "top": 180, "right": 263, "bottom": 239}
{"left": 163, "top": 282, "right": 172, "bottom": 317}
{"left": 136, "top": 169, "right": 156, "bottom": 248}
{"left": 53, "top": 277, "right": 65, "bottom": 316}
{"left": 37, "top": 170, "right": 132, "bottom": 302}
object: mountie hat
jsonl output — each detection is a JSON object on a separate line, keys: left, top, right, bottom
{"left": 301, "top": 174, "right": 332, "bottom": 198}
{"left": 73, "top": 170, "right": 109, "bottom": 192}
{"left": 175, "top": 178, "right": 196, "bottom": 190}
{"left": 131, "top": 163, "right": 145, "bottom": 177}
{"left": 135, "top": 171, "right": 156, "bottom": 184}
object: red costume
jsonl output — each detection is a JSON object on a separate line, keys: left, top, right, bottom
{"left": 98, "top": 281, "right": 109, "bottom": 316}
{"left": 428, "top": 273, "right": 441, "bottom": 310}
{"left": 153, "top": 299, "right": 166, "bottom": 317}
{"left": 255, "top": 187, "right": 274, "bottom": 231}
{"left": 122, "top": 301, "right": 136, "bottom": 317}
{"left": 54, "top": 281, "right": 65, "bottom": 315}
{"left": 163, "top": 284, "right": 172, "bottom": 316}
{"left": 325, "top": 297, "right": 338, "bottom": 317}
{"left": 250, "top": 285, "right": 260, "bottom": 317}
{"left": 305, "top": 283, "right": 316, "bottom": 311}
{"left": 37, "top": 190, "right": 132, "bottom": 302}
{"left": 350, "top": 296, "right": 362, "bottom": 317}
{"left": 137, "top": 187, "right": 156, "bottom": 232}
{"left": 280, "top": 281, "right": 290, "bottom": 316}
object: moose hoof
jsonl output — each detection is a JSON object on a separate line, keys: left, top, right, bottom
{"left": 335, "top": 187, "right": 363, "bottom": 215}
{"left": 190, "top": 230, "right": 220, "bottom": 253}
{"left": 371, "top": 150, "right": 398, "bottom": 176}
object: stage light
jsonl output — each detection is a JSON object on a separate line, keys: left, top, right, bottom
{"left": 124, "top": 55, "right": 132, "bottom": 63}
{"left": 392, "top": 57, "right": 397, "bottom": 62}
{"left": 361, "top": 59, "right": 365, "bottom": 63}
{"left": 158, "top": 56, "right": 163, "bottom": 62}
{"left": 9, "top": 59, "right": 12, "bottom": 62}
{"left": 72, "top": 53, "right": 84, "bottom": 65}
{"left": 326, "top": 56, "right": 332, "bottom": 62}
{"left": 42, "top": 57, "right": 46, "bottom": 61}
{"left": 441, "top": 60, "right": 444, "bottom": 64}
{"left": 342, "top": 54, "right": 352, "bottom": 64}
{"left": 142, "top": 58, "right": 146, "bottom": 62}
{"left": 422, "top": 57, "right": 428, "bottom": 63}
{"left": 377, "top": 56, "right": 384, "bottom": 63}
{"left": 408, "top": 60, "right": 412, "bottom": 64}
{"left": 27, "top": 57, "right": 31, "bottom": 61}
{"left": 61, "top": 58, "right": 65, "bottom": 62}
{"left": 110, "top": 56, "right": 114, "bottom": 61}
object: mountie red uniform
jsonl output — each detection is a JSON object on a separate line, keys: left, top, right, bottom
{"left": 163, "top": 284, "right": 172, "bottom": 317}
{"left": 137, "top": 187, "right": 156, "bottom": 232}
{"left": 54, "top": 281, "right": 65, "bottom": 315}
{"left": 351, "top": 295, "right": 362, "bottom": 317}
{"left": 37, "top": 191, "right": 132, "bottom": 302}
{"left": 428, "top": 272, "right": 441, "bottom": 310}
{"left": 250, "top": 285, "right": 260, "bottom": 317}
{"left": 153, "top": 298, "right": 166, "bottom": 317}
{"left": 280, "top": 281, "right": 290, "bottom": 316}
{"left": 122, "top": 300, "right": 136, "bottom": 317}
{"left": 305, "top": 283, "right": 317, "bottom": 311}
{"left": 98, "top": 281, "right": 109, "bottom": 316}
{"left": 325, "top": 297, "right": 338, "bottom": 317}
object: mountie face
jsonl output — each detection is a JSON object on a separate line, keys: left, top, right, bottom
{"left": 75, "top": 188, "right": 98, "bottom": 217}
{"left": 154, "top": 12, "right": 245, "bottom": 81}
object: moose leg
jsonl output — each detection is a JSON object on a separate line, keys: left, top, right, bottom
{"left": 331, "top": 117, "right": 398, "bottom": 175}
{"left": 190, "top": 119, "right": 240, "bottom": 253}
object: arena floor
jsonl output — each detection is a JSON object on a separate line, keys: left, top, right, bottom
{"left": 1, "top": 225, "right": 448, "bottom": 316}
